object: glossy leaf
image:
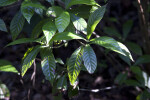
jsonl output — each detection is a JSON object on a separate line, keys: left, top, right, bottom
{"left": 46, "top": 6, "right": 63, "bottom": 17}
{"left": 42, "top": 21, "right": 57, "bottom": 44}
{"left": 0, "top": 19, "right": 7, "bottom": 32}
{"left": 0, "top": 60, "right": 18, "bottom": 73}
{"left": 70, "top": 14, "right": 87, "bottom": 34}
{"left": 21, "top": 1, "right": 34, "bottom": 23}
{"left": 134, "top": 55, "right": 150, "bottom": 65}
{"left": 65, "top": 0, "right": 96, "bottom": 9}
{"left": 119, "top": 54, "right": 131, "bottom": 66}
{"left": 6, "top": 38, "right": 35, "bottom": 47}
{"left": 126, "top": 42, "right": 142, "bottom": 56}
{"left": 0, "top": 0, "right": 17, "bottom": 7}
{"left": 10, "top": 11, "right": 25, "bottom": 40}
{"left": 87, "top": 5, "right": 106, "bottom": 39}
{"left": 90, "top": 36, "right": 133, "bottom": 61}
{"left": 46, "top": 0, "right": 54, "bottom": 5}
{"left": 31, "top": 18, "right": 51, "bottom": 38}
{"left": 57, "top": 75, "right": 67, "bottom": 90}
{"left": 67, "top": 47, "right": 83, "bottom": 85}
{"left": 55, "top": 58, "right": 64, "bottom": 65}
{"left": 41, "top": 48, "right": 56, "bottom": 83}
{"left": 123, "top": 20, "right": 133, "bottom": 40}
{"left": 51, "top": 32, "right": 85, "bottom": 41}
{"left": 22, "top": 46, "right": 40, "bottom": 76}
{"left": 83, "top": 44, "right": 97, "bottom": 74}
{"left": 55, "top": 11, "right": 70, "bottom": 32}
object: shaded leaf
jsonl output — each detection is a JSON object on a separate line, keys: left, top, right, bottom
{"left": 115, "top": 72, "right": 127, "bottom": 85}
{"left": 119, "top": 54, "right": 131, "bottom": 66}
{"left": 104, "top": 27, "right": 121, "bottom": 39}
{"left": 51, "top": 32, "right": 85, "bottom": 41}
{"left": 0, "top": 19, "right": 7, "bottom": 32}
{"left": 46, "top": 6, "right": 63, "bottom": 17}
{"left": 134, "top": 55, "right": 150, "bottom": 65}
{"left": 6, "top": 38, "right": 35, "bottom": 47}
{"left": 55, "top": 11, "right": 70, "bottom": 32}
{"left": 90, "top": 36, "right": 133, "bottom": 61}
{"left": 70, "top": 14, "right": 87, "bottom": 34}
{"left": 65, "top": 22, "right": 75, "bottom": 33}
{"left": 46, "top": 0, "right": 54, "bottom": 5}
{"left": 123, "top": 20, "right": 133, "bottom": 40}
{"left": 65, "top": 0, "right": 96, "bottom": 9}
{"left": 31, "top": 18, "right": 51, "bottom": 38}
{"left": 10, "top": 11, "right": 25, "bottom": 40}
{"left": 0, "top": 60, "right": 18, "bottom": 73}
{"left": 41, "top": 48, "right": 56, "bottom": 84}
{"left": 22, "top": 46, "right": 40, "bottom": 76}
{"left": 126, "top": 42, "right": 142, "bottom": 56}
{"left": 0, "top": 0, "right": 17, "bottom": 7}
{"left": 124, "top": 79, "right": 141, "bottom": 87}
{"left": 57, "top": 75, "right": 67, "bottom": 90}
{"left": 67, "top": 47, "right": 83, "bottom": 85}
{"left": 83, "top": 44, "right": 97, "bottom": 74}
{"left": 87, "top": 5, "right": 106, "bottom": 39}
{"left": 42, "top": 21, "right": 57, "bottom": 44}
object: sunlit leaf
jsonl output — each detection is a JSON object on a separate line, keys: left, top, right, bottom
{"left": 55, "top": 11, "right": 70, "bottom": 32}
{"left": 70, "top": 14, "right": 87, "bottom": 34}
{"left": 22, "top": 46, "right": 40, "bottom": 76}
{"left": 10, "top": 11, "right": 25, "bottom": 40}
{"left": 83, "top": 44, "right": 97, "bottom": 73}
{"left": 90, "top": 36, "right": 133, "bottom": 61}
{"left": 46, "top": 6, "right": 63, "bottom": 17}
{"left": 0, "top": 60, "right": 18, "bottom": 73}
{"left": 67, "top": 46, "right": 83, "bottom": 85}
{"left": 87, "top": 5, "right": 106, "bottom": 39}
{"left": 0, "top": 19, "right": 7, "bottom": 32}
{"left": 51, "top": 32, "right": 85, "bottom": 41}
{"left": 42, "top": 21, "right": 57, "bottom": 44}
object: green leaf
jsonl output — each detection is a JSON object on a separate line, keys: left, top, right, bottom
{"left": 41, "top": 48, "right": 56, "bottom": 84}
{"left": 90, "top": 36, "right": 133, "bottom": 61}
{"left": 6, "top": 38, "right": 35, "bottom": 47}
{"left": 123, "top": 20, "right": 133, "bottom": 40}
{"left": 22, "top": 47, "right": 34, "bottom": 60}
{"left": 55, "top": 58, "right": 64, "bottom": 65}
{"left": 46, "top": 0, "right": 54, "bottom": 5}
{"left": 21, "top": 2, "right": 45, "bottom": 10}
{"left": 51, "top": 32, "right": 85, "bottom": 41}
{"left": 0, "top": 19, "right": 7, "bottom": 32}
{"left": 42, "top": 21, "right": 57, "bottom": 44}
{"left": 0, "top": 60, "right": 18, "bottom": 73}
{"left": 114, "top": 72, "right": 127, "bottom": 85}
{"left": 22, "top": 46, "right": 40, "bottom": 76}
{"left": 119, "top": 54, "right": 131, "bottom": 66}
{"left": 0, "top": 0, "right": 17, "bottom": 7}
{"left": 21, "top": 1, "right": 34, "bottom": 23}
{"left": 68, "top": 5, "right": 92, "bottom": 19}
{"left": 31, "top": 18, "right": 51, "bottom": 38}
{"left": 134, "top": 55, "right": 150, "bottom": 65}
{"left": 124, "top": 79, "right": 141, "bottom": 87}
{"left": 83, "top": 44, "right": 97, "bottom": 74}
{"left": 70, "top": 14, "right": 87, "bottom": 34}
{"left": 126, "top": 42, "right": 142, "bottom": 56}
{"left": 65, "top": 0, "right": 97, "bottom": 9}
{"left": 55, "top": 11, "right": 70, "bottom": 32}
{"left": 46, "top": 6, "right": 64, "bottom": 17}
{"left": 57, "top": 75, "right": 67, "bottom": 90}
{"left": 67, "top": 46, "right": 83, "bottom": 85}
{"left": 87, "top": 5, "right": 106, "bottom": 39}
{"left": 65, "top": 22, "right": 75, "bottom": 33}
{"left": 10, "top": 11, "right": 25, "bottom": 40}
{"left": 104, "top": 27, "right": 122, "bottom": 39}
